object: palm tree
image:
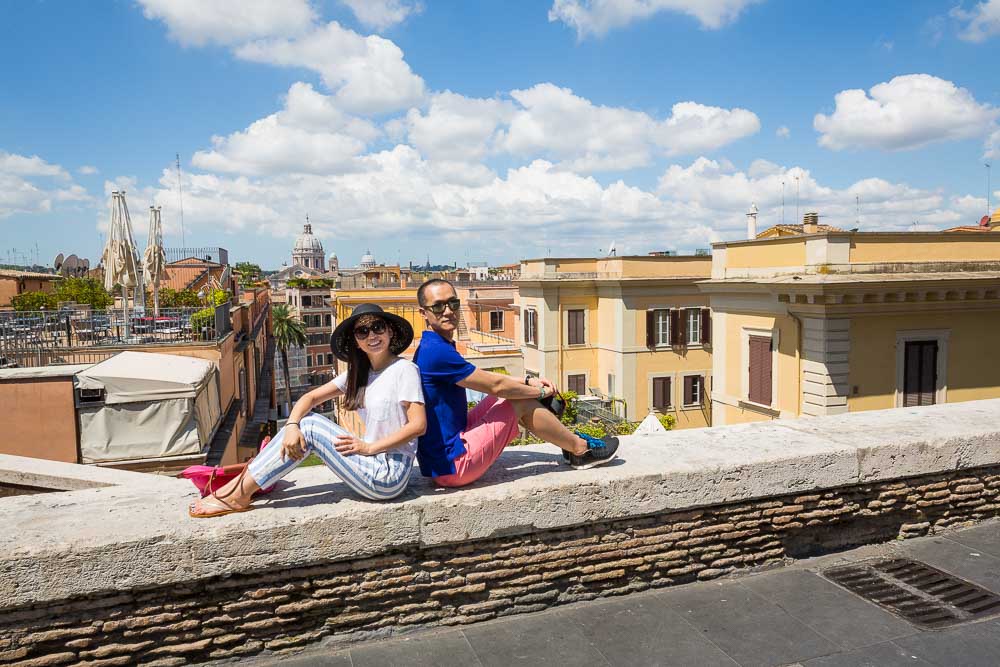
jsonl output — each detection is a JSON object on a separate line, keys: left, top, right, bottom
{"left": 271, "top": 303, "right": 307, "bottom": 416}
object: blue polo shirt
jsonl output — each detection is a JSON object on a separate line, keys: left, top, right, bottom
{"left": 414, "top": 330, "right": 477, "bottom": 477}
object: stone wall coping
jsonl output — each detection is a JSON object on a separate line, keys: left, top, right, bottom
{"left": 3, "top": 399, "right": 1000, "bottom": 608}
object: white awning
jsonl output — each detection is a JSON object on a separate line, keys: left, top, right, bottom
{"left": 76, "top": 351, "right": 215, "bottom": 404}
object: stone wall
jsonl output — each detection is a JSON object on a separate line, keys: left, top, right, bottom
{"left": 3, "top": 462, "right": 1000, "bottom": 665}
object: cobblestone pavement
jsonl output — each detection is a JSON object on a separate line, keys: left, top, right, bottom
{"left": 249, "top": 520, "right": 1000, "bottom": 666}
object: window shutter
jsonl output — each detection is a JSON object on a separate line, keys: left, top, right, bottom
{"left": 670, "top": 309, "right": 682, "bottom": 345}
{"left": 523, "top": 311, "right": 529, "bottom": 344}
{"left": 920, "top": 343, "right": 937, "bottom": 406}
{"left": 653, "top": 377, "right": 671, "bottom": 409}
{"left": 646, "top": 310, "right": 655, "bottom": 348}
{"left": 683, "top": 375, "right": 694, "bottom": 405}
{"left": 531, "top": 310, "right": 538, "bottom": 345}
{"left": 700, "top": 308, "right": 711, "bottom": 345}
{"left": 749, "top": 335, "right": 772, "bottom": 406}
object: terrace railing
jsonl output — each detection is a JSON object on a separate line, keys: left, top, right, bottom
{"left": 0, "top": 303, "right": 232, "bottom": 368}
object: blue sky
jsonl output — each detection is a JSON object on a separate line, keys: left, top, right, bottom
{"left": 1, "top": 0, "right": 998, "bottom": 270}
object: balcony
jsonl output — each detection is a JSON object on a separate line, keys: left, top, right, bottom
{"left": 0, "top": 304, "right": 232, "bottom": 368}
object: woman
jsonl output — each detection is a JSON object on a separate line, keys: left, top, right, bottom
{"left": 189, "top": 303, "right": 425, "bottom": 517}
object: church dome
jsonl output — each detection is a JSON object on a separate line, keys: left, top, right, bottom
{"left": 293, "top": 224, "right": 324, "bottom": 254}
{"left": 361, "top": 249, "right": 375, "bottom": 268}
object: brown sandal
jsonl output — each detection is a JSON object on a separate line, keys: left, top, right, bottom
{"left": 188, "top": 467, "right": 253, "bottom": 518}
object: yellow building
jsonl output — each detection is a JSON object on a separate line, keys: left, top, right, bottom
{"left": 702, "top": 221, "right": 1000, "bottom": 426}
{"left": 516, "top": 255, "right": 713, "bottom": 429}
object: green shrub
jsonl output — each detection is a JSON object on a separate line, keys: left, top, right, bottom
{"left": 11, "top": 291, "right": 58, "bottom": 311}
{"left": 190, "top": 306, "right": 215, "bottom": 339}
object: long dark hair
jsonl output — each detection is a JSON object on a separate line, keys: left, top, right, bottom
{"left": 342, "top": 314, "right": 390, "bottom": 411}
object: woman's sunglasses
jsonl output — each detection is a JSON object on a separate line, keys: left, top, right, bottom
{"left": 353, "top": 320, "right": 388, "bottom": 339}
{"left": 424, "top": 298, "right": 461, "bottom": 315}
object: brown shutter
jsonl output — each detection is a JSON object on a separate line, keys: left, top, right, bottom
{"left": 700, "top": 308, "right": 711, "bottom": 345}
{"left": 683, "top": 375, "right": 694, "bottom": 405}
{"left": 646, "top": 310, "right": 655, "bottom": 348}
{"left": 653, "top": 377, "right": 671, "bottom": 409}
{"left": 531, "top": 310, "right": 538, "bottom": 345}
{"left": 920, "top": 343, "right": 937, "bottom": 406}
{"left": 523, "top": 310, "right": 529, "bottom": 344}
{"left": 670, "top": 309, "right": 681, "bottom": 345}
{"left": 749, "top": 336, "right": 772, "bottom": 405}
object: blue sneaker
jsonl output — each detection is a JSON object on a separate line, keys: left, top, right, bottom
{"left": 566, "top": 431, "right": 619, "bottom": 469}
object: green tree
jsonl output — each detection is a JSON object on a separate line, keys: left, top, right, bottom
{"left": 235, "top": 262, "right": 263, "bottom": 287}
{"left": 11, "top": 291, "right": 57, "bottom": 311}
{"left": 271, "top": 303, "right": 307, "bottom": 414}
{"left": 287, "top": 277, "right": 335, "bottom": 289}
{"left": 52, "top": 277, "right": 113, "bottom": 309}
{"left": 157, "top": 288, "right": 201, "bottom": 308}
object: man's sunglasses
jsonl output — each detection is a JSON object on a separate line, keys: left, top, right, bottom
{"left": 424, "top": 298, "right": 461, "bottom": 315}
{"left": 353, "top": 320, "right": 388, "bottom": 339}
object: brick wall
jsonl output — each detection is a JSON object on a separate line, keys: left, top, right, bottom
{"left": 4, "top": 465, "right": 1000, "bottom": 665}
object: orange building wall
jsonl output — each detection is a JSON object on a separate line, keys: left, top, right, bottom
{"left": 0, "top": 378, "right": 79, "bottom": 462}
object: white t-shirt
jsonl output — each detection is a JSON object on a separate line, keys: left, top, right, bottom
{"left": 333, "top": 358, "right": 424, "bottom": 458}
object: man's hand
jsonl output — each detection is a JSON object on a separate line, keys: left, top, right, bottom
{"left": 529, "top": 376, "right": 557, "bottom": 395}
{"left": 280, "top": 426, "right": 308, "bottom": 461}
{"left": 335, "top": 434, "right": 372, "bottom": 456}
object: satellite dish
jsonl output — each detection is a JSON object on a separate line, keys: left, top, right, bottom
{"left": 63, "top": 255, "right": 79, "bottom": 275}
{"left": 54, "top": 253, "right": 64, "bottom": 271}
{"left": 82, "top": 258, "right": 91, "bottom": 272}
{"left": 981, "top": 215, "right": 991, "bottom": 228}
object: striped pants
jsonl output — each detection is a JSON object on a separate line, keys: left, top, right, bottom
{"left": 247, "top": 413, "right": 412, "bottom": 500}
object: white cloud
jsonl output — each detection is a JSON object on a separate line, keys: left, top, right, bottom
{"left": 656, "top": 157, "right": 982, "bottom": 232}
{"left": 549, "top": 0, "right": 760, "bottom": 39}
{"left": 405, "top": 91, "right": 515, "bottom": 162}
{"left": 137, "top": 0, "right": 316, "bottom": 47}
{"left": 951, "top": 0, "right": 1000, "bottom": 43}
{"left": 78, "top": 165, "right": 99, "bottom": 175}
{"left": 0, "top": 151, "right": 90, "bottom": 219}
{"left": 776, "top": 125, "right": 790, "bottom": 139}
{"left": 341, "top": 0, "right": 423, "bottom": 30}
{"left": 192, "top": 82, "right": 379, "bottom": 175}
{"left": 235, "top": 21, "right": 425, "bottom": 114}
{"left": 814, "top": 74, "right": 1000, "bottom": 151}
{"left": 0, "top": 152, "right": 69, "bottom": 179}
{"left": 496, "top": 84, "right": 758, "bottom": 171}
{"left": 986, "top": 128, "right": 1000, "bottom": 159}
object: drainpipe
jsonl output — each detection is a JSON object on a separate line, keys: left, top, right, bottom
{"left": 788, "top": 311, "right": 803, "bottom": 417}
{"left": 557, "top": 285, "right": 563, "bottom": 388}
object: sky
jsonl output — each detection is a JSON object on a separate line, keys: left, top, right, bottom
{"left": 1, "top": 0, "right": 999, "bottom": 270}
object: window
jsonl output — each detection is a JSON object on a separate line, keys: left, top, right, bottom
{"left": 239, "top": 368, "right": 248, "bottom": 416}
{"left": 302, "top": 296, "right": 312, "bottom": 307}
{"left": 567, "top": 310, "right": 585, "bottom": 345}
{"left": 523, "top": 309, "right": 538, "bottom": 345}
{"left": 567, "top": 374, "right": 587, "bottom": 395}
{"left": 324, "top": 314, "right": 332, "bottom": 328}
{"left": 683, "top": 375, "right": 703, "bottom": 407}
{"left": 306, "top": 355, "right": 312, "bottom": 368}
{"left": 652, "top": 377, "right": 671, "bottom": 410}
{"left": 748, "top": 335, "right": 773, "bottom": 406}
{"left": 326, "top": 353, "right": 334, "bottom": 365}
{"left": 646, "top": 309, "right": 671, "bottom": 347}
{"left": 686, "top": 308, "right": 701, "bottom": 345}
{"left": 903, "top": 341, "right": 937, "bottom": 407}
{"left": 490, "top": 310, "right": 504, "bottom": 331}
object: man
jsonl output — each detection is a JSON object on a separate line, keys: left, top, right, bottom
{"left": 413, "top": 278, "right": 619, "bottom": 487}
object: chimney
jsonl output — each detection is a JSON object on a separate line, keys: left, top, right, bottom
{"left": 746, "top": 202, "right": 759, "bottom": 239}
{"left": 803, "top": 211, "right": 819, "bottom": 234}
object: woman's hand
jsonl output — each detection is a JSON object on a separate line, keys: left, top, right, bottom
{"left": 280, "top": 425, "right": 308, "bottom": 461}
{"left": 335, "top": 434, "right": 373, "bottom": 456}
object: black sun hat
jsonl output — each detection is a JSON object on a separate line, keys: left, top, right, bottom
{"left": 330, "top": 303, "right": 414, "bottom": 362}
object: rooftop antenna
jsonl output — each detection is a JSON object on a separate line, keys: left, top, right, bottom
{"left": 781, "top": 180, "right": 785, "bottom": 226}
{"left": 175, "top": 153, "right": 186, "bottom": 248}
{"left": 795, "top": 174, "right": 801, "bottom": 224}
{"left": 988, "top": 163, "right": 992, "bottom": 215}
{"left": 856, "top": 194, "right": 861, "bottom": 228}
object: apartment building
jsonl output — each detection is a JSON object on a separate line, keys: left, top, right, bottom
{"left": 516, "top": 255, "right": 713, "bottom": 429}
{"left": 702, "top": 217, "right": 1000, "bottom": 426}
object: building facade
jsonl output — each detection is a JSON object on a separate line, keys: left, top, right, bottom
{"left": 516, "top": 255, "right": 713, "bottom": 429}
{"left": 703, "top": 227, "right": 1000, "bottom": 426}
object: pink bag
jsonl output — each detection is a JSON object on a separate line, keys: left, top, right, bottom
{"left": 180, "top": 436, "right": 276, "bottom": 497}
